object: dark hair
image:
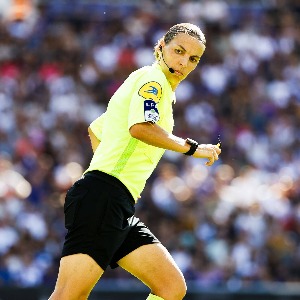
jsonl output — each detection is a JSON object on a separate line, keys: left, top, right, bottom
{"left": 164, "top": 23, "right": 206, "bottom": 45}
{"left": 154, "top": 23, "right": 206, "bottom": 60}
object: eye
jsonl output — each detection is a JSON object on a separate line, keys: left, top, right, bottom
{"left": 174, "top": 49, "right": 183, "bottom": 54}
{"left": 190, "top": 57, "right": 199, "bottom": 63}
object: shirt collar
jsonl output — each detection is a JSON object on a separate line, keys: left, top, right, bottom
{"left": 152, "top": 62, "right": 176, "bottom": 104}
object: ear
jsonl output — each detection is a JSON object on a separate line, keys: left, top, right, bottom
{"left": 158, "top": 40, "right": 166, "bottom": 51}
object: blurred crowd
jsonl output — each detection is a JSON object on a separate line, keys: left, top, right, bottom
{"left": 0, "top": 0, "right": 300, "bottom": 290}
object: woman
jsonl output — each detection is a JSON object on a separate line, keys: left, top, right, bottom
{"left": 49, "top": 23, "right": 221, "bottom": 300}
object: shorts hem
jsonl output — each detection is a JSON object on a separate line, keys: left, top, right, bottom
{"left": 110, "top": 240, "right": 161, "bottom": 269}
{"left": 61, "top": 249, "right": 108, "bottom": 271}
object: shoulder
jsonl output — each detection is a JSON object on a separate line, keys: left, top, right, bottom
{"left": 130, "top": 65, "right": 167, "bottom": 103}
{"left": 127, "top": 65, "right": 166, "bottom": 84}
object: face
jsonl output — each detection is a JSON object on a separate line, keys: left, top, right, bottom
{"left": 159, "top": 33, "right": 206, "bottom": 90}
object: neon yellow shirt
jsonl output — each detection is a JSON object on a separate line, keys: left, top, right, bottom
{"left": 85, "top": 63, "right": 175, "bottom": 201}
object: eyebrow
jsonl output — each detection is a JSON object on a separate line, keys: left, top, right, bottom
{"left": 177, "top": 44, "right": 201, "bottom": 59}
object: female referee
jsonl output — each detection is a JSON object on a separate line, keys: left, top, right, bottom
{"left": 49, "top": 23, "right": 221, "bottom": 300}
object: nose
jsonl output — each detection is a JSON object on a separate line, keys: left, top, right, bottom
{"left": 180, "top": 56, "right": 189, "bottom": 67}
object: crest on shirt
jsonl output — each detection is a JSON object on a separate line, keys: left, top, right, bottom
{"left": 138, "top": 81, "right": 162, "bottom": 103}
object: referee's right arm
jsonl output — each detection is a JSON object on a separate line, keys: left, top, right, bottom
{"left": 88, "top": 127, "right": 100, "bottom": 153}
{"left": 88, "top": 112, "right": 106, "bottom": 153}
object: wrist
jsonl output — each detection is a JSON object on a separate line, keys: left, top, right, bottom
{"left": 184, "top": 138, "right": 199, "bottom": 156}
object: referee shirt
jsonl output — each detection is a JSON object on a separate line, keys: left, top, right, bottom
{"left": 85, "top": 63, "right": 175, "bottom": 201}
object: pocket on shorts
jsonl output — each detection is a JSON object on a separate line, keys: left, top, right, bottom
{"left": 64, "top": 181, "right": 89, "bottom": 230}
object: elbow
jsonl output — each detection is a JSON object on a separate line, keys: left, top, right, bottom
{"left": 129, "top": 122, "right": 151, "bottom": 140}
{"left": 129, "top": 124, "right": 140, "bottom": 139}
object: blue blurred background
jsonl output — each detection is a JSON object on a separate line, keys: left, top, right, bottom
{"left": 0, "top": 0, "right": 300, "bottom": 298}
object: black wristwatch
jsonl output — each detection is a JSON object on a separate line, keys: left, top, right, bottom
{"left": 184, "top": 138, "right": 199, "bottom": 156}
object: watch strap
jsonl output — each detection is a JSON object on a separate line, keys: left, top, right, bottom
{"left": 184, "top": 138, "right": 199, "bottom": 156}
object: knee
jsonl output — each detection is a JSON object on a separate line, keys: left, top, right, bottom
{"left": 49, "top": 287, "right": 90, "bottom": 300}
{"left": 153, "top": 275, "right": 187, "bottom": 300}
{"left": 171, "top": 276, "right": 187, "bottom": 299}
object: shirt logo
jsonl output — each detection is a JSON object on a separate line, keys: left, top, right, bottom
{"left": 138, "top": 81, "right": 162, "bottom": 103}
{"left": 144, "top": 100, "right": 160, "bottom": 123}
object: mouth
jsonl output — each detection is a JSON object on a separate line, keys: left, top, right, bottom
{"left": 174, "top": 70, "right": 183, "bottom": 76}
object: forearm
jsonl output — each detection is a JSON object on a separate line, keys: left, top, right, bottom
{"left": 129, "top": 122, "right": 190, "bottom": 154}
{"left": 129, "top": 122, "right": 221, "bottom": 165}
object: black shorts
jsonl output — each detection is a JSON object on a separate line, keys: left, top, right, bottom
{"left": 61, "top": 170, "right": 160, "bottom": 270}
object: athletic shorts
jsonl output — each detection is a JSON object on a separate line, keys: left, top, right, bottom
{"left": 61, "top": 170, "right": 160, "bottom": 270}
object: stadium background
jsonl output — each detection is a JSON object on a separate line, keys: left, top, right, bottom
{"left": 0, "top": 0, "right": 300, "bottom": 299}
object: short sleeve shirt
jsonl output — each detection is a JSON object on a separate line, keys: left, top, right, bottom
{"left": 85, "top": 63, "right": 175, "bottom": 201}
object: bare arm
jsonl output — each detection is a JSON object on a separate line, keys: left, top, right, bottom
{"left": 88, "top": 127, "right": 100, "bottom": 153}
{"left": 129, "top": 122, "right": 221, "bottom": 166}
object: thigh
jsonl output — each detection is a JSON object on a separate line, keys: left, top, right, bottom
{"left": 50, "top": 254, "right": 103, "bottom": 300}
{"left": 117, "top": 243, "right": 185, "bottom": 294}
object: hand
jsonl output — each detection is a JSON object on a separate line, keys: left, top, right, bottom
{"left": 194, "top": 144, "right": 221, "bottom": 166}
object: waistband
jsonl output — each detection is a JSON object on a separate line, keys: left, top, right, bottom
{"left": 84, "top": 170, "right": 135, "bottom": 205}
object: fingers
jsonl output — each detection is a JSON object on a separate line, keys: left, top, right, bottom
{"left": 196, "top": 144, "right": 221, "bottom": 166}
{"left": 215, "top": 144, "right": 222, "bottom": 154}
{"left": 205, "top": 149, "right": 218, "bottom": 166}
{"left": 205, "top": 160, "right": 214, "bottom": 166}
{"left": 204, "top": 144, "right": 221, "bottom": 166}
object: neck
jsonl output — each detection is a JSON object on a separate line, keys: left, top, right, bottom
{"left": 156, "top": 61, "right": 179, "bottom": 91}
{"left": 170, "top": 81, "right": 179, "bottom": 91}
